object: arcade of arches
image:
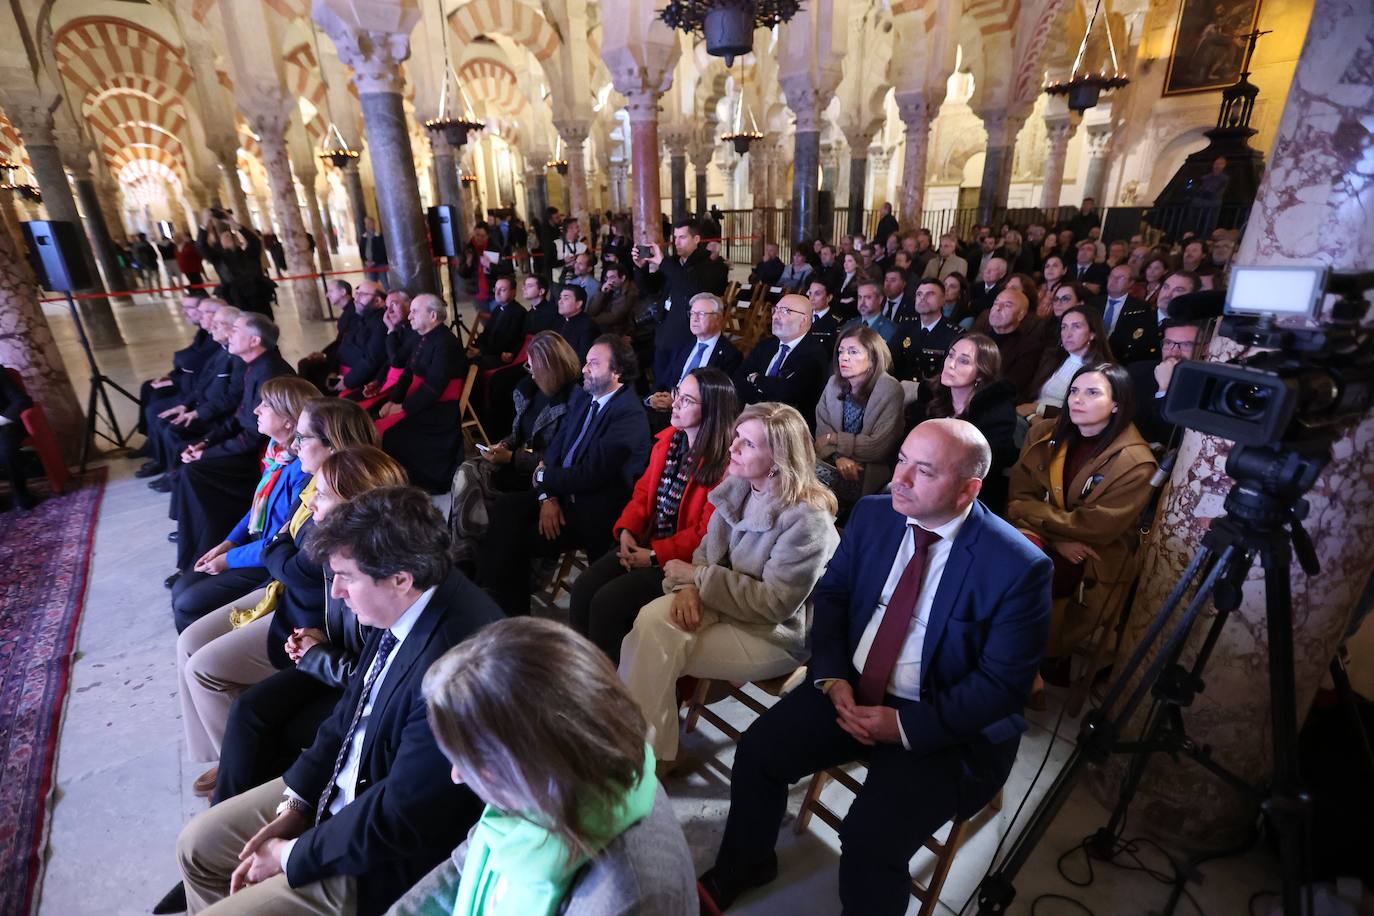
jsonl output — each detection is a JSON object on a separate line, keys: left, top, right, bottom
{"left": 0, "top": 0, "right": 1372, "bottom": 914}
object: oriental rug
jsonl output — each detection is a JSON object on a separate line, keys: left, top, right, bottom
{"left": 0, "top": 468, "right": 107, "bottom": 916}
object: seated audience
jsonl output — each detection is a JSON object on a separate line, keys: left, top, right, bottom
{"left": 357, "top": 292, "right": 417, "bottom": 404}
{"left": 1070, "top": 240, "right": 1108, "bottom": 293}
{"left": 735, "top": 293, "right": 830, "bottom": 429}
{"left": 1007, "top": 363, "right": 1156, "bottom": 662}
{"left": 632, "top": 219, "right": 730, "bottom": 385}
{"left": 891, "top": 277, "right": 962, "bottom": 382}
{"left": 921, "top": 233, "right": 968, "bottom": 280}
{"left": 1021, "top": 306, "right": 1113, "bottom": 419}
{"left": 521, "top": 274, "right": 559, "bottom": 336}
{"left": 476, "top": 335, "right": 651, "bottom": 616}
{"left": 0, "top": 367, "right": 35, "bottom": 512}
{"left": 751, "top": 242, "right": 785, "bottom": 287}
{"left": 1095, "top": 264, "right": 1155, "bottom": 364}
{"left": 814, "top": 326, "right": 903, "bottom": 515}
{"left": 464, "top": 275, "right": 525, "bottom": 370}
{"left": 178, "top": 399, "right": 380, "bottom": 799}
{"left": 698, "top": 419, "right": 1052, "bottom": 914}
{"left": 619, "top": 402, "right": 840, "bottom": 772}
{"left": 552, "top": 284, "right": 598, "bottom": 360}
{"left": 389, "top": 617, "right": 697, "bottom": 915}
{"left": 833, "top": 251, "right": 861, "bottom": 317}
{"left": 968, "top": 256, "right": 1009, "bottom": 316}
{"left": 984, "top": 288, "right": 1045, "bottom": 400}
{"left": 566, "top": 251, "right": 601, "bottom": 301}
{"left": 1035, "top": 280, "right": 1091, "bottom": 350}
{"left": 1126, "top": 318, "right": 1205, "bottom": 447}
{"left": 171, "top": 376, "right": 319, "bottom": 631}
{"left": 1139, "top": 255, "right": 1170, "bottom": 305}
{"left": 1153, "top": 269, "right": 1200, "bottom": 329}
{"left": 1004, "top": 272, "right": 1039, "bottom": 316}
{"left": 136, "top": 296, "right": 216, "bottom": 440}
{"left": 804, "top": 279, "right": 842, "bottom": 352}
{"left": 646, "top": 293, "right": 743, "bottom": 427}
{"left": 167, "top": 314, "right": 294, "bottom": 589}
{"left": 170, "top": 486, "right": 501, "bottom": 916}
{"left": 570, "top": 367, "right": 737, "bottom": 663}
{"left": 943, "top": 271, "right": 974, "bottom": 327}
{"left": 333, "top": 281, "right": 389, "bottom": 395}
{"left": 879, "top": 266, "right": 913, "bottom": 322}
{"left": 586, "top": 263, "right": 639, "bottom": 337}
{"left": 1036, "top": 255, "right": 1069, "bottom": 318}
{"left": 376, "top": 294, "right": 468, "bottom": 493}
{"left": 212, "top": 445, "right": 406, "bottom": 808}
{"left": 845, "top": 277, "right": 898, "bottom": 345}
{"left": 910, "top": 334, "right": 1018, "bottom": 515}
{"left": 777, "top": 249, "right": 814, "bottom": 293}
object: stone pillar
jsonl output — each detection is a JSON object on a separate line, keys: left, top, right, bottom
{"left": 1080, "top": 123, "right": 1113, "bottom": 205}
{"left": 1091, "top": 0, "right": 1374, "bottom": 847}
{"left": 842, "top": 125, "right": 878, "bottom": 237}
{"left": 976, "top": 110, "right": 1028, "bottom": 222}
{"left": 896, "top": 93, "right": 937, "bottom": 227}
{"left": 70, "top": 157, "right": 133, "bottom": 298}
{"left": 623, "top": 90, "right": 666, "bottom": 245}
{"left": 664, "top": 129, "right": 689, "bottom": 224}
{"left": 294, "top": 161, "right": 333, "bottom": 273}
{"left": 555, "top": 119, "right": 591, "bottom": 239}
{"left": 249, "top": 99, "right": 323, "bottom": 321}
{"left": 1040, "top": 114, "right": 1079, "bottom": 209}
{"left": 690, "top": 145, "right": 712, "bottom": 217}
{"left": 750, "top": 143, "right": 771, "bottom": 210}
{"left": 341, "top": 161, "right": 368, "bottom": 238}
{"left": 0, "top": 216, "right": 85, "bottom": 462}
{"left": 430, "top": 136, "right": 464, "bottom": 297}
{"left": 316, "top": 6, "right": 437, "bottom": 297}
{"left": 212, "top": 145, "right": 254, "bottom": 228}
{"left": 781, "top": 82, "right": 823, "bottom": 245}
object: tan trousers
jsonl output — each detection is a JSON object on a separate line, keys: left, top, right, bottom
{"left": 619, "top": 594, "right": 800, "bottom": 762}
{"left": 178, "top": 776, "right": 355, "bottom": 915}
{"left": 176, "top": 589, "right": 278, "bottom": 762}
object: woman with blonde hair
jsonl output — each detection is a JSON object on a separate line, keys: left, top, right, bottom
{"left": 814, "top": 324, "right": 903, "bottom": 516}
{"left": 211, "top": 445, "right": 408, "bottom": 805}
{"left": 389, "top": 617, "right": 698, "bottom": 915}
{"left": 619, "top": 402, "right": 841, "bottom": 773}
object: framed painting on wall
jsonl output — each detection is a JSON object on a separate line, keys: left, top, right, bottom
{"left": 1163, "top": 0, "right": 1263, "bottom": 95}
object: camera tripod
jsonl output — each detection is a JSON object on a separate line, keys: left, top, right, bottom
{"left": 64, "top": 291, "right": 139, "bottom": 472}
{"left": 977, "top": 441, "right": 1344, "bottom": 916}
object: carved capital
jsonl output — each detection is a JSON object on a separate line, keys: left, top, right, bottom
{"left": 780, "top": 80, "right": 824, "bottom": 133}
{"left": 1044, "top": 115, "right": 1080, "bottom": 147}
{"left": 554, "top": 119, "right": 591, "bottom": 147}
{"left": 245, "top": 87, "right": 294, "bottom": 142}
{"left": 0, "top": 92, "right": 58, "bottom": 148}
{"left": 621, "top": 87, "right": 663, "bottom": 125}
{"left": 978, "top": 111, "right": 1028, "bottom": 149}
{"left": 1085, "top": 124, "right": 1114, "bottom": 156}
{"left": 322, "top": 27, "right": 412, "bottom": 95}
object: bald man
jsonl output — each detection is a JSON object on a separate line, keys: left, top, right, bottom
{"left": 732, "top": 292, "right": 831, "bottom": 430}
{"left": 701, "top": 419, "right": 1052, "bottom": 915}
{"left": 985, "top": 288, "right": 1045, "bottom": 400}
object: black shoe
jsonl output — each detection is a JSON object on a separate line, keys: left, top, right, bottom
{"left": 167, "top": 531, "right": 178, "bottom": 543}
{"left": 129, "top": 442, "right": 152, "bottom": 459}
{"left": 149, "top": 476, "right": 173, "bottom": 493}
{"left": 164, "top": 572, "right": 181, "bottom": 590}
{"left": 152, "top": 881, "right": 186, "bottom": 914}
{"left": 698, "top": 858, "right": 779, "bottom": 911}
{"left": 135, "top": 461, "right": 165, "bottom": 479}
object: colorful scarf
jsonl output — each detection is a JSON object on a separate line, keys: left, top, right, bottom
{"left": 452, "top": 745, "right": 658, "bottom": 916}
{"left": 230, "top": 478, "right": 316, "bottom": 629}
{"left": 652, "top": 430, "right": 692, "bottom": 541}
{"left": 248, "top": 441, "right": 293, "bottom": 536}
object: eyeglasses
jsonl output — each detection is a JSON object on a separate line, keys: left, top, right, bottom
{"left": 772, "top": 305, "right": 807, "bottom": 318}
{"left": 688, "top": 310, "right": 720, "bottom": 320}
{"left": 292, "top": 431, "right": 323, "bottom": 445}
{"left": 670, "top": 388, "right": 699, "bottom": 407}
{"left": 1162, "top": 338, "right": 1197, "bottom": 352}
{"left": 1053, "top": 294, "right": 1077, "bottom": 304}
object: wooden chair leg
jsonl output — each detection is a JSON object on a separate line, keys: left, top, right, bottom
{"left": 793, "top": 769, "right": 833, "bottom": 834}
{"left": 914, "top": 819, "right": 969, "bottom": 915}
{"left": 683, "top": 678, "right": 714, "bottom": 734}
{"left": 990, "top": 788, "right": 1004, "bottom": 812}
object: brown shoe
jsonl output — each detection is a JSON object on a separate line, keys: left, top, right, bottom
{"left": 193, "top": 766, "right": 218, "bottom": 798}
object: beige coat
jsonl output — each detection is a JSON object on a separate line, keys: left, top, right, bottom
{"left": 682, "top": 475, "right": 840, "bottom": 659}
{"left": 1007, "top": 417, "right": 1157, "bottom": 655}
{"left": 814, "top": 373, "right": 905, "bottom": 496}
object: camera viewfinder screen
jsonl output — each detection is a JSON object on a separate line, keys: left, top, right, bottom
{"left": 1226, "top": 266, "right": 1326, "bottom": 319}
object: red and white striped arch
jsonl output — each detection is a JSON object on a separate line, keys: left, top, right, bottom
{"left": 53, "top": 17, "right": 194, "bottom": 103}
{"left": 448, "top": 0, "right": 561, "bottom": 62}
{"left": 457, "top": 58, "right": 529, "bottom": 120}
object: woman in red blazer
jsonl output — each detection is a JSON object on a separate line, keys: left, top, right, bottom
{"left": 570, "top": 367, "right": 738, "bottom": 663}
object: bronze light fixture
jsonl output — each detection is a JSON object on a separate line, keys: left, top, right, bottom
{"left": 720, "top": 61, "right": 764, "bottom": 154}
{"left": 1044, "top": 0, "right": 1130, "bottom": 113}
{"left": 422, "top": 0, "right": 485, "bottom": 147}
{"left": 660, "top": 0, "right": 804, "bottom": 67}
{"left": 545, "top": 136, "right": 569, "bottom": 175}
{"left": 310, "top": 22, "right": 362, "bottom": 168}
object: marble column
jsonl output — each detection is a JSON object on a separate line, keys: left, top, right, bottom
{"left": 342, "top": 161, "right": 368, "bottom": 239}
{"left": 0, "top": 193, "right": 24, "bottom": 255}
{"left": 896, "top": 94, "right": 936, "bottom": 227}
{"left": 556, "top": 120, "right": 592, "bottom": 240}
{"left": 0, "top": 214, "right": 84, "bottom": 462}
{"left": 842, "top": 126, "right": 877, "bottom": 237}
{"left": 73, "top": 174, "right": 130, "bottom": 297}
{"left": 1090, "top": 0, "right": 1374, "bottom": 847}
{"left": 212, "top": 145, "right": 254, "bottom": 229}
{"left": 691, "top": 147, "right": 712, "bottom": 217}
{"left": 976, "top": 110, "right": 1027, "bottom": 222}
{"left": 1039, "top": 115, "right": 1079, "bottom": 209}
{"left": 250, "top": 100, "right": 322, "bottom": 321}
{"left": 784, "top": 86, "right": 823, "bottom": 245}
{"left": 318, "top": 18, "right": 436, "bottom": 298}
{"left": 666, "top": 136, "right": 689, "bottom": 224}
{"left": 294, "top": 163, "right": 333, "bottom": 273}
{"left": 1080, "top": 124, "right": 1113, "bottom": 205}
{"left": 624, "top": 90, "right": 666, "bottom": 245}
{"left": 430, "top": 136, "right": 464, "bottom": 297}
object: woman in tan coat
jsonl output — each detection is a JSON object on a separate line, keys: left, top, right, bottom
{"left": 1007, "top": 362, "right": 1156, "bottom": 659}
{"left": 619, "top": 402, "right": 841, "bottom": 771}
{"left": 814, "top": 324, "right": 904, "bottom": 516}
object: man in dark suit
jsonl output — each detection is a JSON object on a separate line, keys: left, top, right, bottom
{"left": 1092, "top": 264, "right": 1157, "bottom": 364}
{"left": 734, "top": 293, "right": 830, "bottom": 430}
{"left": 633, "top": 217, "right": 730, "bottom": 384}
{"left": 0, "top": 366, "right": 35, "bottom": 512}
{"left": 815, "top": 244, "right": 844, "bottom": 295}
{"left": 751, "top": 242, "right": 785, "bottom": 288}
{"left": 986, "top": 288, "right": 1045, "bottom": 401}
{"left": 477, "top": 335, "right": 651, "bottom": 616}
{"left": 804, "top": 279, "right": 842, "bottom": 353}
{"left": 873, "top": 202, "right": 899, "bottom": 248}
{"left": 136, "top": 295, "right": 216, "bottom": 440}
{"left": 699, "top": 419, "right": 1052, "bottom": 914}
{"left": 359, "top": 216, "right": 388, "bottom": 289}
{"left": 553, "top": 285, "right": 598, "bottom": 360}
{"left": 1070, "top": 240, "right": 1108, "bottom": 294}
{"left": 465, "top": 275, "right": 526, "bottom": 369}
{"left": 521, "top": 274, "right": 558, "bottom": 336}
{"left": 170, "top": 487, "right": 500, "bottom": 916}
{"left": 1127, "top": 318, "right": 1203, "bottom": 447}
{"left": 891, "top": 278, "right": 962, "bottom": 382}
{"left": 335, "top": 282, "right": 390, "bottom": 394}
{"left": 645, "top": 291, "right": 743, "bottom": 431}
{"left": 968, "top": 256, "right": 1009, "bottom": 317}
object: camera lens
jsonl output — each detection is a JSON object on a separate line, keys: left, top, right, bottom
{"left": 1221, "top": 381, "right": 1272, "bottom": 419}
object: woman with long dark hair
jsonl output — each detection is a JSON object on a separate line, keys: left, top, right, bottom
{"left": 570, "top": 366, "right": 738, "bottom": 663}
{"left": 1036, "top": 255, "right": 1069, "bottom": 318}
{"left": 1008, "top": 363, "right": 1156, "bottom": 660}
{"left": 942, "top": 271, "right": 974, "bottom": 327}
{"left": 1021, "top": 305, "right": 1114, "bottom": 419}
{"left": 813, "top": 324, "right": 903, "bottom": 517}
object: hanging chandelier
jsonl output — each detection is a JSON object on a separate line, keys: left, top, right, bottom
{"left": 422, "top": 0, "right": 485, "bottom": 147}
{"left": 660, "top": 0, "right": 804, "bottom": 67}
{"left": 1044, "top": 0, "right": 1130, "bottom": 113}
{"left": 545, "top": 136, "right": 569, "bottom": 175}
{"left": 459, "top": 172, "right": 477, "bottom": 186}
{"left": 310, "top": 23, "right": 361, "bottom": 168}
{"left": 720, "top": 62, "right": 764, "bottom": 154}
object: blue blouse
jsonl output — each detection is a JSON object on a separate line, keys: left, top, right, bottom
{"left": 224, "top": 457, "right": 312, "bottom": 568}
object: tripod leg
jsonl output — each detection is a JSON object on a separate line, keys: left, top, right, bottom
{"left": 80, "top": 375, "right": 100, "bottom": 473}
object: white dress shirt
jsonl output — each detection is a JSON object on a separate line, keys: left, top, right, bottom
{"left": 280, "top": 586, "right": 436, "bottom": 870}
{"left": 850, "top": 502, "right": 973, "bottom": 747}
{"left": 765, "top": 334, "right": 807, "bottom": 376}
{"left": 678, "top": 334, "right": 721, "bottom": 383}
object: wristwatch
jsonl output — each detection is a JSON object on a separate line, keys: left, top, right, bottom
{"left": 275, "top": 795, "right": 313, "bottom": 818}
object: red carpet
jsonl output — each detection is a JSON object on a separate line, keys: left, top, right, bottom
{"left": 0, "top": 468, "right": 107, "bottom": 916}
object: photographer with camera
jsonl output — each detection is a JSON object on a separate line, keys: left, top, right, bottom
{"left": 197, "top": 208, "right": 275, "bottom": 319}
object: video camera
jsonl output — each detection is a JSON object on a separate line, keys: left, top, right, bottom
{"left": 1163, "top": 266, "right": 1374, "bottom": 450}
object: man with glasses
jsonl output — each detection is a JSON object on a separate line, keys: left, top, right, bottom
{"left": 649, "top": 293, "right": 742, "bottom": 414}
{"left": 334, "top": 281, "right": 390, "bottom": 394}
{"left": 1127, "top": 319, "right": 1204, "bottom": 447}
{"left": 733, "top": 292, "right": 829, "bottom": 429}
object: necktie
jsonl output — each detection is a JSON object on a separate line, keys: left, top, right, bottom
{"left": 562, "top": 400, "right": 600, "bottom": 467}
{"left": 317, "top": 629, "right": 399, "bottom": 823}
{"left": 857, "top": 527, "right": 942, "bottom": 705}
{"left": 1103, "top": 298, "right": 1121, "bottom": 329}
{"left": 680, "top": 341, "right": 708, "bottom": 382}
{"left": 886, "top": 299, "right": 898, "bottom": 320}
{"left": 1078, "top": 265, "right": 1087, "bottom": 279}
{"left": 766, "top": 343, "right": 791, "bottom": 378}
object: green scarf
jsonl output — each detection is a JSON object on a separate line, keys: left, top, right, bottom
{"left": 452, "top": 745, "right": 659, "bottom": 916}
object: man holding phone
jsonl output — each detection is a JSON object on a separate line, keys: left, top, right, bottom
{"left": 632, "top": 217, "right": 729, "bottom": 386}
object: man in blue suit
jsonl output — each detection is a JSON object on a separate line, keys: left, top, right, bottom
{"left": 700, "top": 418, "right": 1053, "bottom": 914}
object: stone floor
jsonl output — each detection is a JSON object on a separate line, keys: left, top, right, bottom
{"left": 27, "top": 272, "right": 1367, "bottom": 915}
